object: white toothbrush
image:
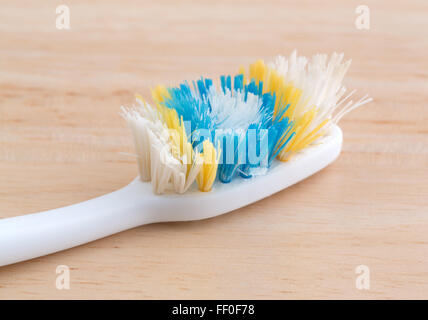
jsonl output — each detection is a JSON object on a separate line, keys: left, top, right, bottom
{"left": 0, "top": 51, "right": 372, "bottom": 267}
{"left": 0, "top": 125, "right": 342, "bottom": 267}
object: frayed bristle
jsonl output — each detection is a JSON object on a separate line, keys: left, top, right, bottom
{"left": 122, "top": 51, "right": 371, "bottom": 193}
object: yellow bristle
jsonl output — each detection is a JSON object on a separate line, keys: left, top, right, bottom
{"left": 283, "top": 110, "right": 315, "bottom": 152}
{"left": 292, "top": 118, "right": 330, "bottom": 152}
{"left": 288, "top": 87, "right": 302, "bottom": 116}
{"left": 196, "top": 140, "right": 219, "bottom": 192}
{"left": 149, "top": 85, "right": 201, "bottom": 180}
{"left": 249, "top": 60, "right": 267, "bottom": 85}
{"left": 278, "top": 109, "right": 331, "bottom": 161}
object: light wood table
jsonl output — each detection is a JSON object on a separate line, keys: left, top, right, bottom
{"left": 0, "top": 0, "right": 427, "bottom": 299}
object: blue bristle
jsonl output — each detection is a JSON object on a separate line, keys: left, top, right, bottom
{"left": 216, "top": 132, "right": 243, "bottom": 183}
{"left": 233, "top": 74, "right": 244, "bottom": 92}
{"left": 158, "top": 74, "right": 295, "bottom": 185}
{"left": 238, "top": 124, "right": 269, "bottom": 178}
{"left": 220, "top": 76, "right": 226, "bottom": 93}
{"left": 226, "top": 75, "right": 232, "bottom": 91}
{"left": 205, "top": 78, "right": 213, "bottom": 90}
{"left": 246, "top": 80, "right": 258, "bottom": 96}
{"left": 196, "top": 78, "right": 207, "bottom": 98}
{"left": 236, "top": 94, "right": 294, "bottom": 178}
{"left": 165, "top": 81, "right": 212, "bottom": 132}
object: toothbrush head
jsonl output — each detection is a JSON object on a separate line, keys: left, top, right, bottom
{"left": 122, "top": 51, "right": 372, "bottom": 194}
{"left": 127, "top": 124, "right": 343, "bottom": 223}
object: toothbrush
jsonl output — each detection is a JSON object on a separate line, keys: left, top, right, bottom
{"left": 0, "top": 51, "right": 371, "bottom": 267}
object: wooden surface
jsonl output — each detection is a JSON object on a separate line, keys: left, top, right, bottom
{"left": 0, "top": 0, "right": 427, "bottom": 299}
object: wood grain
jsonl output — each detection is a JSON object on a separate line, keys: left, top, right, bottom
{"left": 0, "top": 0, "right": 427, "bottom": 299}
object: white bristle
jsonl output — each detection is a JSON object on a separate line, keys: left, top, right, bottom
{"left": 269, "top": 50, "right": 370, "bottom": 133}
{"left": 208, "top": 87, "right": 262, "bottom": 130}
{"left": 121, "top": 102, "right": 202, "bottom": 194}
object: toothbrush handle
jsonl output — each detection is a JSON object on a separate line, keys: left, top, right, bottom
{"left": 0, "top": 179, "right": 153, "bottom": 267}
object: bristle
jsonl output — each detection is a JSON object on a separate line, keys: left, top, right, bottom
{"left": 196, "top": 140, "right": 219, "bottom": 192}
{"left": 123, "top": 51, "right": 371, "bottom": 193}
{"left": 121, "top": 99, "right": 202, "bottom": 194}
{"left": 265, "top": 50, "right": 371, "bottom": 161}
{"left": 120, "top": 101, "right": 166, "bottom": 181}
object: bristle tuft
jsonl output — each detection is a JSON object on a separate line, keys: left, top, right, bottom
{"left": 122, "top": 51, "right": 371, "bottom": 193}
